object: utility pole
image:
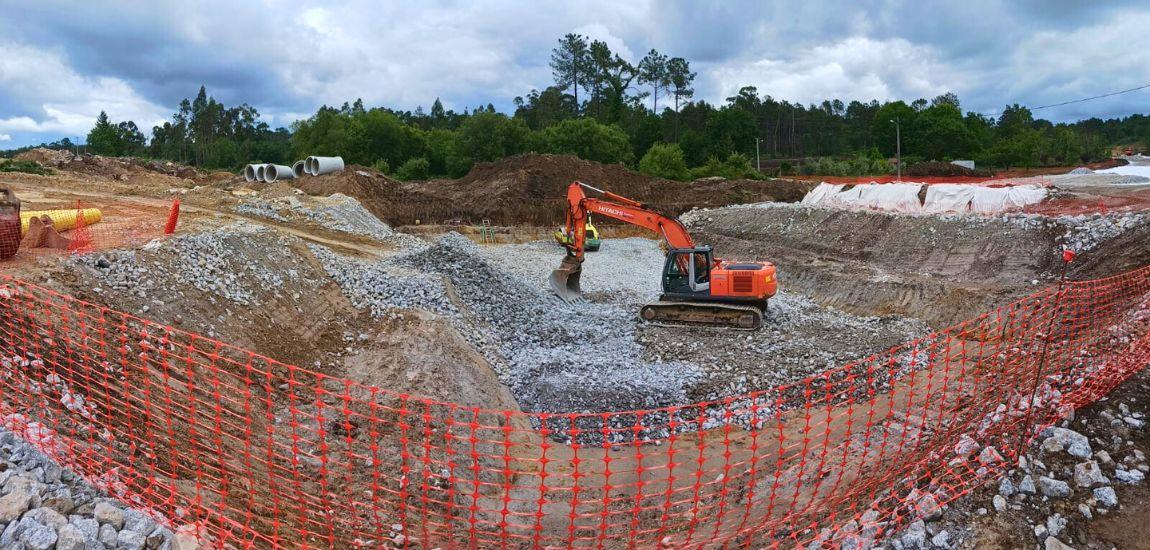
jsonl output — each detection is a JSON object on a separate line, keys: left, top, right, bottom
{"left": 755, "top": 137, "right": 761, "bottom": 173}
{"left": 890, "top": 117, "right": 902, "bottom": 181}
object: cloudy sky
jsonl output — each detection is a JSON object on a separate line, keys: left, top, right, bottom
{"left": 1, "top": 0, "right": 1148, "bottom": 147}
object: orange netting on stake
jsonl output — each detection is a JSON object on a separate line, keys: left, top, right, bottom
{"left": 0, "top": 199, "right": 178, "bottom": 266}
{"left": 0, "top": 263, "right": 1149, "bottom": 548}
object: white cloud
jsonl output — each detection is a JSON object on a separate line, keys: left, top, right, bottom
{"left": 994, "top": 9, "right": 1150, "bottom": 118}
{"left": 0, "top": 42, "right": 167, "bottom": 141}
{"left": 573, "top": 23, "right": 638, "bottom": 63}
{"left": 706, "top": 37, "right": 969, "bottom": 106}
{"left": 0, "top": 134, "right": 10, "bottom": 141}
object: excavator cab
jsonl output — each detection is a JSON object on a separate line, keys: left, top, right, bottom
{"left": 662, "top": 247, "right": 713, "bottom": 297}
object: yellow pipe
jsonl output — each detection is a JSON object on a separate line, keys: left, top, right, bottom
{"left": 19, "top": 209, "right": 103, "bottom": 235}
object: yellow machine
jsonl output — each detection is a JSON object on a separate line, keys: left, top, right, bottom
{"left": 554, "top": 218, "right": 602, "bottom": 252}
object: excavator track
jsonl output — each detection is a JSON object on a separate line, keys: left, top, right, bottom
{"left": 639, "top": 301, "right": 764, "bottom": 330}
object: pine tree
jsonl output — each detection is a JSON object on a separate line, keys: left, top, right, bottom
{"left": 86, "top": 111, "right": 120, "bottom": 155}
{"left": 638, "top": 49, "right": 671, "bottom": 112}
{"left": 550, "top": 33, "right": 590, "bottom": 115}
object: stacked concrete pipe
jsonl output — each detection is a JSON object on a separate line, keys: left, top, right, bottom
{"left": 263, "top": 164, "right": 296, "bottom": 182}
{"left": 305, "top": 156, "right": 345, "bottom": 176}
{"left": 243, "top": 163, "right": 269, "bottom": 182}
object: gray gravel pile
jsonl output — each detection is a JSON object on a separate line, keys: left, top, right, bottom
{"left": 1068, "top": 167, "right": 1094, "bottom": 175}
{"left": 236, "top": 194, "right": 423, "bottom": 248}
{"left": 0, "top": 425, "right": 182, "bottom": 550}
{"left": 307, "top": 243, "right": 455, "bottom": 317}
{"left": 640, "top": 291, "right": 929, "bottom": 400}
{"left": 234, "top": 200, "right": 286, "bottom": 221}
{"left": 74, "top": 223, "right": 309, "bottom": 307}
{"left": 1053, "top": 212, "right": 1146, "bottom": 252}
{"left": 882, "top": 367, "right": 1150, "bottom": 549}
{"left": 392, "top": 233, "right": 702, "bottom": 416}
{"left": 479, "top": 238, "right": 664, "bottom": 303}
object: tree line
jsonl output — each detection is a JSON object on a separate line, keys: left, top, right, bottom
{"left": 5, "top": 33, "right": 1149, "bottom": 180}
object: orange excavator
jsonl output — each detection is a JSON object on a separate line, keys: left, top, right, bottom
{"left": 550, "top": 182, "right": 778, "bottom": 329}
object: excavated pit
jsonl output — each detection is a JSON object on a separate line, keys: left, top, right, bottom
{"left": 684, "top": 203, "right": 1150, "bottom": 328}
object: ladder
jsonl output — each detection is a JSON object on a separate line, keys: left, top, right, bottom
{"left": 479, "top": 219, "right": 496, "bottom": 245}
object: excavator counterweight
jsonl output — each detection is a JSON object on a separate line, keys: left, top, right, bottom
{"left": 550, "top": 182, "right": 777, "bottom": 329}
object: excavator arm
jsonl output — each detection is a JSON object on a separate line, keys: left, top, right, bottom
{"left": 558, "top": 182, "right": 694, "bottom": 261}
{"left": 551, "top": 182, "right": 695, "bottom": 302}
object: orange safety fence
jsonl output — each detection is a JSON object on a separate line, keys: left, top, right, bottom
{"left": 1, "top": 263, "right": 1150, "bottom": 548}
{"left": 0, "top": 199, "right": 179, "bottom": 265}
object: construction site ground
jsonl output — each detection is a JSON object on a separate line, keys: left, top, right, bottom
{"left": 4, "top": 151, "right": 1150, "bottom": 547}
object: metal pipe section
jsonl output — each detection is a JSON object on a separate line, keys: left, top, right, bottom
{"left": 265, "top": 164, "right": 295, "bottom": 182}
{"left": 310, "top": 156, "right": 344, "bottom": 176}
{"left": 292, "top": 160, "right": 307, "bottom": 178}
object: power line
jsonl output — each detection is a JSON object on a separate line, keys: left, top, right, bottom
{"left": 1029, "top": 83, "right": 1150, "bottom": 111}
{"left": 978, "top": 82, "right": 1150, "bottom": 119}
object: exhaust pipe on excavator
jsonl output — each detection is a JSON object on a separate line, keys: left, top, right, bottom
{"left": 549, "top": 255, "right": 583, "bottom": 303}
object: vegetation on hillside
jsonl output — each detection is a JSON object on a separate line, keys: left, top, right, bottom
{"left": 5, "top": 33, "right": 1149, "bottom": 177}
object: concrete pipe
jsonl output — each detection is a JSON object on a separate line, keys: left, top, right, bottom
{"left": 305, "top": 156, "right": 318, "bottom": 176}
{"left": 292, "top": 160, "right": 307, "bottom": 178}
{"left": 265, "top": 164, "right": 295, "bottom": 182}
{"left": 243, "top": 164, "right": 259, "bottom": 182}
{"left": 310, "top": 156, "right": 345, "bottom": 176}
{"left": 255, "top": 164, "right": 268, "bottom": 182}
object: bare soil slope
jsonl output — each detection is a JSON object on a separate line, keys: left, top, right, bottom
{"left": 291, "top": 154, "right": 814, "bottom": 226}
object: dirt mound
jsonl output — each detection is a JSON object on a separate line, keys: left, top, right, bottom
{"left": 904, "top": 161, "right": 993, "bottom": 178}
{"left": 290, "top": 164, "right": 441, "bottom": 225}
{"left": 333, "top": 154, "right": 812, "bottom": 226}
{"left": 14, "top": 147, "right": 74, "bottom": 167}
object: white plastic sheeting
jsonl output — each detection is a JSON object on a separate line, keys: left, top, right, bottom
{"left": 800, "top": 181, "right": 1047, "bottom": 215}
{"left": 800, "top": 183, "right": 845, "bottom": 206}
{"left": 855, "top": 183, "right": 924, "bottom": 213}
{"left": 970, "top": 185, "right": 1046, "bottom": 213}
{"left": 922, "top": 184, "right": 976, "bottom": 213}
{"left": 803, "top": 182, "right": 920, "bottom": 211}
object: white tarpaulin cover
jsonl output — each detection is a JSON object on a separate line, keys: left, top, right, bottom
{"left": 970, "top": 185, "right": 1047, "bottom": 213}
{"left": 800, "top": 183, "right": 845, "bottom": 206}
{"left": 923, "top": 184, "right": 976, "bottom": 213}
{"left": 802, "top": 181, "right": 1047, "bottom": 215}
{"left": 854, "top": 183, "right": 924, "bottom": 213}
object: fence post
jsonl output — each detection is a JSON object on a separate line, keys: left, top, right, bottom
{"left": 1017, "top": 248, "right": 1076, "bottom": 456}
{"left": 165, "top": 197, "right": 181, "bottom": 235}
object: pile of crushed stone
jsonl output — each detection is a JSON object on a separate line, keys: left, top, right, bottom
{"left": 236, "top": 193, "right": 423, "bottom": 248}
{"left": 0, "top": 421, "right": 187, "bottom": 549}
{"left": 312, "top": 233, "right": 703, "bottom": 415}
{"left": 73, "top": 223, "right": 313, "bottom": 308}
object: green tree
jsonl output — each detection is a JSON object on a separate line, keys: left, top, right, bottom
{"left": 872, "top": 101, "right": 917, "bottom": 157}
{"left": 638, "top": 142, "right": 690, "bottom": 180}
{"left": 638, "top": 49, "right": 670, "bottom": 112}
{"left": 86, "top": 111, "right": 120, "bottom": 155}
{"left": 550, "top": 33, "right": 590, "bottom": 114}
{"left": 667, "top": 57, "right": 695, "bottom": 113}
{"left": 587, "top": 39, "right": 640, "bottom": 124}
{"left": 454, "top": 111, "right": 532, "bottom": 169}
{"left": 395, "top": 157, "right": 430, "bottom": 181}
{"left": 997, "top": 104, "right": 1035, "bottom": 139}
{"left": 912, "top": 103, "right": 975, "bottom": 160}
{"left": 537, "top": 118, "right": 633, "bottom": 164}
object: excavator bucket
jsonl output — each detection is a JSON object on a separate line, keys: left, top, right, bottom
{"left": 549, "top": 255, "right": 583, "bottom": 303}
